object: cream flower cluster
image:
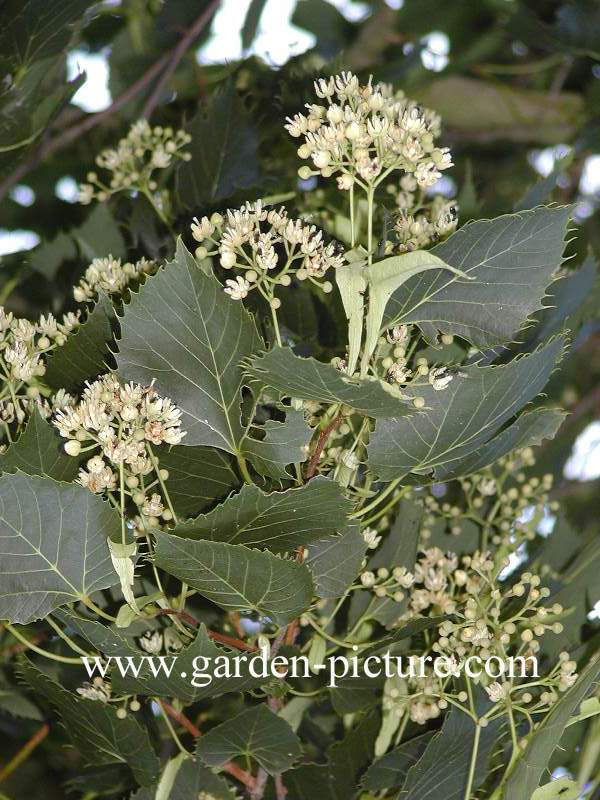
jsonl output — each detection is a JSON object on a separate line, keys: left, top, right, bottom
{"left": 361, "top": 544, "right": 571, "bottom": 726}
{"left": 286, "top": 71, "right": 451, "bottom": 188}
{"left": 191, "top": 200, "right": 345, "bottom": 302}
{"left": 77, "top": 120, "right": 191, "bottom": 204}
{"left": 73, "top": 255, "right": 156, "bottom": 303}
{"left": 54, "top": 376, "right": 185, "bottom": 522}
{"left": 0, "top": 307, "right": 80, "bottom": 435}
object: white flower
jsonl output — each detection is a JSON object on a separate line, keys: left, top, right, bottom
{"left": 139, "top": 630, "right": 163, "bottom": 654}
{"left": 485, "top": 682, "right": 507, "bottom": 703}
{"left": 429, "top": 367, "right": 453, "bottom": 391}
{"left": 224, "top": 276, "right": 250, "bottom": 300}
{"left": 362, "top": 527, "right": 382, "bottom": 550}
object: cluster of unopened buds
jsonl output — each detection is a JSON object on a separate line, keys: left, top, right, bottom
{"left": 386, "top": 178, "right": 458, "bottom": 252}
{"left": 286, "top": 71, "right": 452, "bottom": 189}
{"left": 53, "top": 375, "right": 185, "bottom": 527}
{"left": 77, "top": 120, "right": 191, "bottom": 204}
{"left": 73, "top": 255, "right": 156, "bottom": 303}
{"left": 0, "top": 307, "right": 80, "bottom": 440}
{"left": 421, "top": 451, "right": 557, "bottom": 544}
{"left": 191, "top": 200, "right": 344, "bottom": 306}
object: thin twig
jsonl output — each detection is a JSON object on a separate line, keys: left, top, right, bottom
{"left": 142, "top": 0, "right": 221, "bottom": 118}
{"left": 0, "top": 723, "right": 49, "bottom": 784}
{"left": 0, "top": 52, "right": 170, "bottom": 202}
{"left": 156, "top": 608, "right": 257, "bottom": 652}
{"left": 160, "top": 702, "right": 256, "bottom": 789}
{"left": 274, "top": 774, "right": 288, "bottom": 800}
{"left": 250, "top": 767, "right": 269, "bottom": 800}
{"left": 305, "top": 415, "right": 345, "bottom": 480}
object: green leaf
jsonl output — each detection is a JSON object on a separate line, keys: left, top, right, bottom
{"left": 434, "top": 407, "right": 566, "bottom": 480}
{"left": 0, "top": 0, "right": 93, "bottom": 71}
{"left": 170, "top": 476, "right": 351, "bottom": 553}
{"left": 246, "top": 346, "right": 414, "bottom": 418}
{"left": 56, "top": 610, "right": 269, "bottom": 703}
{"left": 363, "top": 732, "right": 434, "bottom": 791}
{"left": 306, "top": 521, "right": 367, "bottom": 598}
{"left": 0, "top": 407, "right": 79, "bottom": 481}
{"left": 383, "top": 206, "right": 571, "bottom": 348}
{"left": 44, "top": 293, "right": 116, "bottom": 392}
{"left": 195, "top": 705, "right": 301, "bottom": 774}
{"left": 0, "top": 472, "right": 120, "bottom": 623}
{"left": 154, "top": 442, "right": 240, "bottom": 518}
{"left": 19, "top": 659, "right": 159, "bottom": 786}
{"left": 241, "top": 407, "right": 312, "bottom": 480}
{"left": 154, "top": 532, "right": 313, "bottom": 625}
{"left": 504, "top": 654, "right": 600, "bottom": 799}
{"left": 398, "top": 702, "right": 500, "bottom": 799}
{"left": 116, "top": 239, "right": 262, "bottom": 453}
{"left": 417, "top": 78, "right": 584, "bottom": 143}
{"left": 369, "top": 337, "right": 565, "bottom": 481}
{"left": 178, "top": 81, "right": 261, "bottom": 207}
{"left": 241, "top": 0, "right": 268, "bottom": 50}
{"left": 166, "top": 756, "right": 236, "bottom": 800}
{"left": 72, "top": 204, "right": 126, "bottom": 262}
{"left": 28, "top": 231, "right": 77, "bottom": 279}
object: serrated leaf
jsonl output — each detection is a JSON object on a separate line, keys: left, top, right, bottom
{"left": 435, "top": 407, "right": 566, "bottom": 480}
{"left": 170, "top": 476, "right": 351, "bottom": 553}
{"left": 73, "top": 204, "right": 126, "bottom": 262}
{"left": 44, "top": 293, "right": 116, "bottom": 391}
{"left": 196, "top": 705, "right": 301, "bottom": 774}
{"left": 383, "top": 206, "right": 571, "bottom": 348}
{"left": 398, "top": 701, "right": 500, "bottom": 799}
{"left": 56, "top": 610, "right": 268, "bottom": 703}
{"left": 0, "top": 407, "right": 78, "bottom": 481}
{"left": 525, "top": 254, "right": 599, "bottom": 348}
{"left": 154, "top": 532, "right": 313, "bottom": 625}
{"left": 154, "top": 442, "right": 240, "bottom": 518}
{"left": 369, "top": 337, "right": 565, "bottom": 481}
{"left": 116, "top": 239, "right": 262, "bottom": 453}
{"left": 241, "top": 407, "right": 312, "bottom": 480}
{"left": 0, "top": 688, "right": 43, "bottom": 720}
{"left": 19, "top": 659, "right": 159, "bottom": 786}
{"left": 167, "top": 756, "right": 236, "bottom": 800}
{"left": 178, "top": 81, "right": 260, "bottom": 207}
{"left": 363, "top": 732, "right": 433, "bottom": 791}
{"left": 504, "top": 655, "right": 600, "bottom": 799}
{"left": 246, "top": 346, "right": 414, "bottom": 418}
{"left": 0, "top": 472, "right": 120, "bottom": 623}
{"left": 29, "top": 231, "right": 77, "bottom": 279}
{"left": 0, "top": 0, "right": 93, "bottom": 71}
{"left": 306, "top": 521, "right": 367, "bottom": 598}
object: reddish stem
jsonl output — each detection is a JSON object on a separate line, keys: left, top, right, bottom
{"left": 305, "top": 415, "right": 344, "bottom": 479}
{"left": 156, "top": 609, "right": 257, "bottom": 652}
{"left": 159, "top": 701, "right": 255, "bottom": 790}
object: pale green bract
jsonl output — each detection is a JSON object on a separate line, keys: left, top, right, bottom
{"left": 336, "top": 249, "right": 473, "bottom": 377}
